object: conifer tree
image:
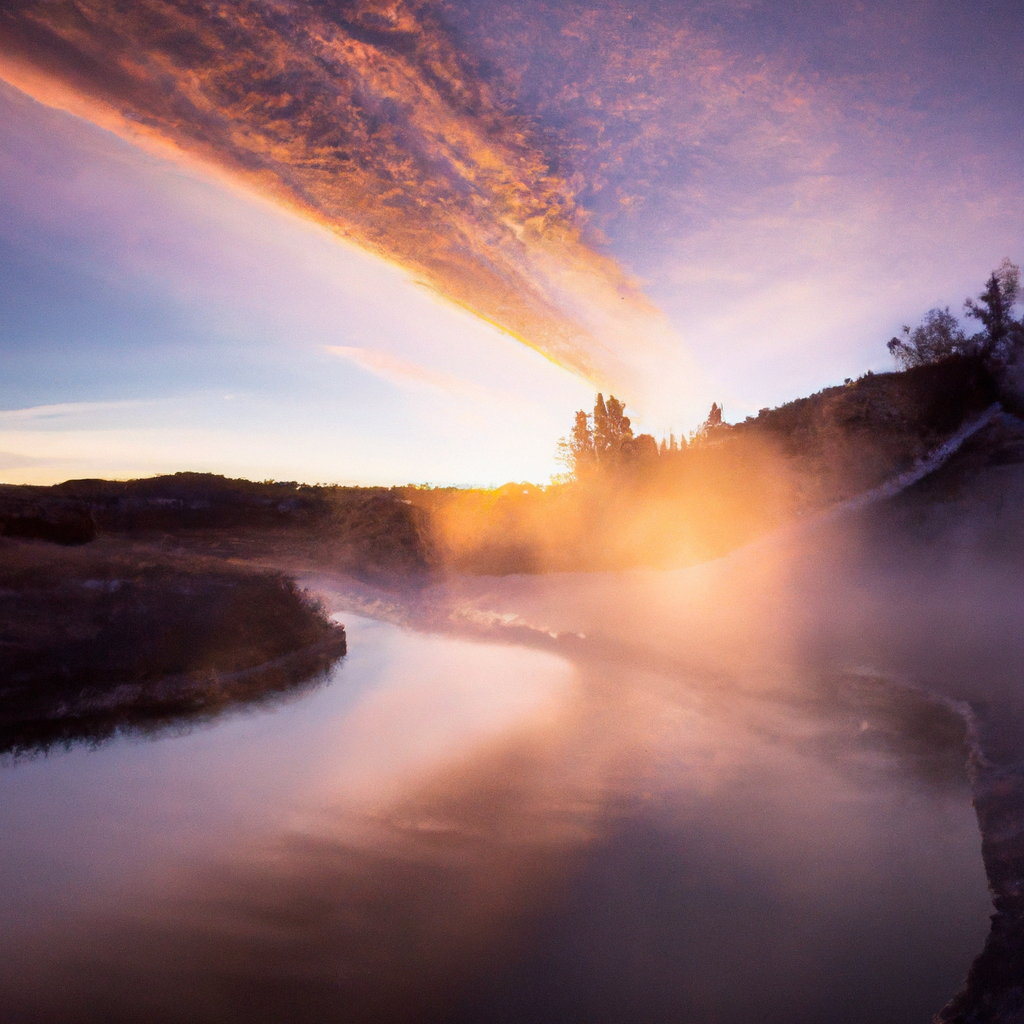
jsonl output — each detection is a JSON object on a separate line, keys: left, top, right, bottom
{"left": 592, "top": 393, "right": 611, "bottom": 461}
{"left": 965, "top": 258, "right": 1022, "bottom": 363}
{"left": 557, "top": 408, "right": 596, "bottom": 479}
{"left": 559, "top": 393, "right": 639, "bottom": 477}
{"left": 602, "top": 395, "right": 633, "bottom": 463}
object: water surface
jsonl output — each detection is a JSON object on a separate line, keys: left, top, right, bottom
{"left": 0, "top": 594, "right": 991, "bottom": 1023}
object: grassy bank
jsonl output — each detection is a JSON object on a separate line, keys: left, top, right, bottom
{"left": 0, "top": 538, "right": 346, "bottom": 755}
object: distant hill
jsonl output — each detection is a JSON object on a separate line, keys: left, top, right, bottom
{"left": 0, "top": 473, "right": 430, "bottom": 580}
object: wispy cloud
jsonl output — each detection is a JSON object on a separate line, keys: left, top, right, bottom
{"left": 325, "top": 345, "right": 496, "bottom": 404}
{"left": 0, "top": 449, "right": 62, "bottom": 469}
{"left": 0, "top": 399, "right": 148, "bottom": 423}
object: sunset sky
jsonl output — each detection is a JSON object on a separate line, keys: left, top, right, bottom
{"left": 1, "top": 0, "right": 1022, "bottom": 485}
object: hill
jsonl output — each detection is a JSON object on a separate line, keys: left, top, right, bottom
{"left": 0, "top": 474, "right": 430, "bottom": 578}
{"left": 408, "top": 355, "right": 1000, "bottom": 572}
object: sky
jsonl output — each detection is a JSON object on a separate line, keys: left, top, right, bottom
{"left": 0, "top": 0, "right": 1022, "bottom": 485}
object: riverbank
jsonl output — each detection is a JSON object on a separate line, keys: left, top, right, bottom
{"left": 0, "top": 537, "right": 346, "bottom": 756}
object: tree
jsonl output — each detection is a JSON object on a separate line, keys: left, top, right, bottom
{"left": 887, "top": 307, "right": 968, "bottom": 369}
{"left": 886, "top": 260, "right": 1024, "bottom": 370}
{"left": 591, "top": 393, "right": 633, "bottom": 465}
{"left": 691, "top": 402, "right": 724, "bottom": 443}
{"left": 965, "top": 257, "right": 1022, "bottom": 364}
{"left": 557, "top": 393, "right": 639, "bottom": 479}
{"left": 592, "top": 393, "right": 609, "bottom": 460}
{"left": 557, "top": 408, "right": 596, "bottom": 479}
{"left": 628, "top": 432, "right": 659, "bottom": 462}
{"left": 602, "top": 395, "right": 634, "bottom": 462}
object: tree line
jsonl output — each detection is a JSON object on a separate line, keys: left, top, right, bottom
{"left": 558, "top": 259, "right": 1022, "bottom": 483}
{"left": 558, "top": 394, "right": 728, "bottom": 480}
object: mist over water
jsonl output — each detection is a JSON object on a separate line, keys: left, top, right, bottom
{"left": 0, "top": 503, "right": 998, "bottom": 1024}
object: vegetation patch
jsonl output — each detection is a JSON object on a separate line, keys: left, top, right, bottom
{"left": 0, "top": 540, "right": 346, "bottom": 756}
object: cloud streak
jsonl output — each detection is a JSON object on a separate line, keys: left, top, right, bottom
{"left": 0, "top": 399, "right": 149, "bottom": 423}
{"left": 0, "top": 0, "right": 667, "bottom": 392}
{"left": 2, "top": 0, "right": 1021, "bottom": 422}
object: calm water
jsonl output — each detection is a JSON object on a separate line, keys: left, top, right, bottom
{"left": 0, "top": 588, "right": 992, "bottom": 1024}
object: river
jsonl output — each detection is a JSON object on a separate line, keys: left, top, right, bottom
{"left": 0, "top": 549, "right": 993, "bottom": 1022}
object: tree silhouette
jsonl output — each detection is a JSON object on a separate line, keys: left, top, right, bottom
{"left": 965, "top": 257, "right": 1022, "bottom": 363}
{"left": 557, "top": 393, "right": 643, "bottom": 478}
{"left": 557, "top": 410, "right": 590, "bottom": 479}
{"left": 886, "top": 260, "right": 1024, "bottom": 370}
{"left": 690, "top": 402, "right": 724, "bottom": 443}
{"left": 887, "top": 307, "right": 968, "bottom": 369}
{"left": 602, "top": 395, "right": 633, "bottom": 462}
{"left": 592, "top": 393, "right": 609, "bottom": 461}
{"left": 590, "top": 393, "right": 634, "bottom": 465}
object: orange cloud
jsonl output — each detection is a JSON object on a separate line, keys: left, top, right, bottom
{"left": 0, "top": 0, "right": 657, "bottom": 390}
{"left": 0, "top": 0, "right": 903, "bottom": 421}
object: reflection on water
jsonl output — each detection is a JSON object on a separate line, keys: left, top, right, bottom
{"left": 0, "top": 591, "right": 991, "bottom": 1023}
